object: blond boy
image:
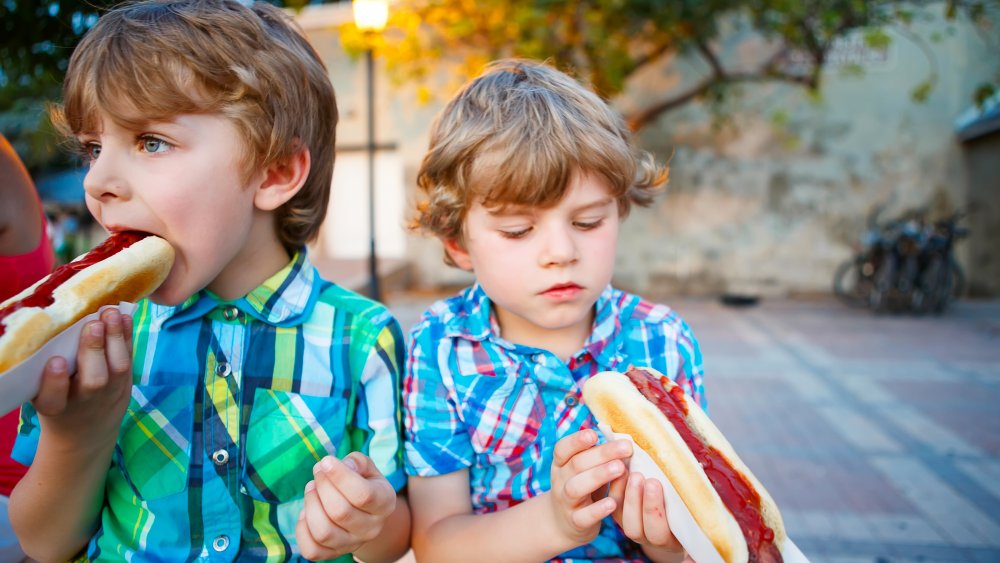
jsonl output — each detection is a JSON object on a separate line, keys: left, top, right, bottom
{"left": 9, "top": 1, "right": 409, "bottom": 560}
{"left": 405, "top": 59, "right": 707, "bottom": 561}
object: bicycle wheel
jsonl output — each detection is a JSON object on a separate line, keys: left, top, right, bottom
{"left": 833, "top": 259, "right": 868, "bottom": 307}
{"left": 951, "top": 259, "right": 966, "bottom": 299}
{"left": 869, "top": 255, "right": 895, "bottom": 314}
{"left": 932, "top": 258, "right": 966, "bottom": 314}
{"left": 920, "top": 255, "right": 945, "bottom": 315}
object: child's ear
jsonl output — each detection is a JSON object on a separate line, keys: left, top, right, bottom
{"left": 254, "top": 147, "right": 311, "bottom": 211}
{"left": 443, "top": 238, "right": 473, "bottom": 271}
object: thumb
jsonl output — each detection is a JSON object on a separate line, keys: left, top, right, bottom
{"left": 342, "top": 451, "right": 378, "bottom": 478}
{"left": 33, "top": 356, "right": 71, "bottom": 416}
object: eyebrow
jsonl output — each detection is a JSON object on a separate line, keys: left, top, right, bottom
{"left": 487, "top": 197, "right": 615, "bottom": 217}
{"left": 570, "top": 197, "right": 616, "bottom": 214}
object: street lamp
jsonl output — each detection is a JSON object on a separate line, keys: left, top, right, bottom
{"left": 353, "top": 0, "right": 388, "bottom": 301}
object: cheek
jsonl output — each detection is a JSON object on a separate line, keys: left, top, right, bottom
{"left": 588, "top": 227, "right": 620, "bottom": 268}
{"left": 469, "top": 237, "right": 527, "bottom": 270}
{"left": 85, "top": 197, "right": 102, "bottom": 224}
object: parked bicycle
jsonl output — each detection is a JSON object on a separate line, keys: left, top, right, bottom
{"left": 832, "top": 206, "right": 888, "bottom": 308}
{"left": 916, "top": 212, "right": 968, "bottom": 314}
{"left": 833, "top": 209, "right": 967, "bottom": 314}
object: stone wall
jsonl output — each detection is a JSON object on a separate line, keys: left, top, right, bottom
{"left": 613, "top": 13, "right": 996, "bottom": 297}
{"left": 298, "top": 5, "right": 999, "bottom": 297}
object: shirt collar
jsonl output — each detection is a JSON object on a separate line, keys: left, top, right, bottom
{"left": 582, "top": 285, "right": 626, "bottom": 368}
{"left": 442, "top": 282, "right": 626, "bottom": 366}
{"left": 155, "top": 250, "right": 320, "bottom": 328}
{"left": 441, "top": 282, "right": 495, "bottom": 343}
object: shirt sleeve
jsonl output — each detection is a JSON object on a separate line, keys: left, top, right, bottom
{"left": 673, "top": 317, "right": 707, "bottom": 411}
{"left": 11, "top": 403, "right": 39, "bottom": 466}
{"left": 351, "top": 316, "right": 407, "bottom": 492}
{"left": 403, "top": 321, "right": 474, "bottom": 476}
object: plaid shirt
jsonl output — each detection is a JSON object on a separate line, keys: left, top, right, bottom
{"left": 404, "top": 284, "right": 705, "bottom": 562}
{"left": 14, "top": 252, "right": 406, "bottom": 562}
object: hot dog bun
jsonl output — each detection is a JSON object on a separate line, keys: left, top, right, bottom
{"left": 0, "top": 233, "right": 174, "bottom": 373}
{"left": 583, "top": 367, "right": 785, "bottom": 563}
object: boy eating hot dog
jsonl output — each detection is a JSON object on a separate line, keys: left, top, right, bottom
{"left": 404, "top": 58, "right": 707, "bottom": 562}
{"left": 8, "top": 1, "right": 410, "bottom": 560}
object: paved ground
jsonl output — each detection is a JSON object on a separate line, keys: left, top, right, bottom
{"left": 382, "top": 290, "right": 1000, "bottom": 563}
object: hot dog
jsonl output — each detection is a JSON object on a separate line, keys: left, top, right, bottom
{"left": 0, "top": 232, "right": 174, "bottom": 372}
{"left": 582, "top": 367, "right": 786, "bottom": 563}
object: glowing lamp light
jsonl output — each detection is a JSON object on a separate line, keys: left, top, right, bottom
{"left": 352, "top": 0, "right": 388, "bottom": 33}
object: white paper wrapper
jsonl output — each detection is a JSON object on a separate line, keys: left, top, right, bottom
{"left": 0, "top": 302, "right": 137, "bottom": 415}
{"left": 597, "top": 423, "right": 809, "bottom": 563}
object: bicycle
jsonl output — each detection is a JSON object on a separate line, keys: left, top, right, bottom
{"left": 871, "top": 213, "right": 927, "bottom": 314}
{"left": 833, "top": 207, "right": 888, "bottom": 307}
{"left": 834, "top": 208, "right": 967, "bottom": 314}
{"left": 916, "top": 212, "right": 968, "bottom": 314}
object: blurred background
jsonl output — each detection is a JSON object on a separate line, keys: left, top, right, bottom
{"left": 3, "top": 0, "right": 998, "bottom": 302}
{"left": 2, "top": 1, "right": 999, "bottom": 561}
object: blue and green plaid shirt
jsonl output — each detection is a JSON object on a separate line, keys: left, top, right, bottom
{"left": 14, "top": 251, "right": 406, "bottom": 561}
{"left": 404, "top": 284, "right": 706, "bottom": 562}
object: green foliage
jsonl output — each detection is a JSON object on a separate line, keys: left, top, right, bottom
{"left": 911, "top": 77, "right": 936, "bottom": 102}
{"left": 4, "top": 0, "right": 997, "bottom": 172}
{"left": 348, "top": 0, "right": 999, "bottom": 131}
{"left": 973, "top": 82, "right": 997, "bottom": 106}
{"left": 0, "top": 0, "right": 118, "bottom": 174}
{"left": 0, "top": 0, "right": 328, "bottom": 173}
{"left": 863, "top": 28, "right": 893, "bottom": 49}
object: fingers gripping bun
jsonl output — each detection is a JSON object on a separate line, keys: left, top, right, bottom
{"left": 0, "top": 233, "right": 174, "bottom": 372}
{"left": 583, "top": 367, "right": 785, "bottom": 563}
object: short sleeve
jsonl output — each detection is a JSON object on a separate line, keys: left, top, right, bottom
{"left": 351, "top": 317, "right": 407, "bottom": 492}
{"left": 403, "top": 321, "right": 474, "bottom": 476}
{"left": 11, "top": 403, "right": 39, "bottom": 466}
{"left": 674, "top": 318, "right": 707, "bottom": 411}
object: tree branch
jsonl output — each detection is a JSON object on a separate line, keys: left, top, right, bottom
{"left": 696, "top": 40, "right": 725, "bottom": 79}
{"left": 624, "top": 41, "right": 821, "bottom": 131}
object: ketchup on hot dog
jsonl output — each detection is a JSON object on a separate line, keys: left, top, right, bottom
{"left": 0, "top": 232, "right": 146, "bottom": 338}
{"left": 624, "top": 367, "right": 782, "bottom": 562}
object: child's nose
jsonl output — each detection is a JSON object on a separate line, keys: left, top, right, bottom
{"left": 539, "top": 226, "right": 579, "bottom": 267}
{"left": 82, "top": 155, "right": 129, "bottom": 202}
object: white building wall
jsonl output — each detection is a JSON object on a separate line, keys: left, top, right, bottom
{"left": 296, "top": 4, "right": 998, "bottom": 296}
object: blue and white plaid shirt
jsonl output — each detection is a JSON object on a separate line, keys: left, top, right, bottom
{"left": 404, "top": 283, "right": 706, "bottom": 562}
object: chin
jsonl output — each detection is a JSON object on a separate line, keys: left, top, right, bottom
{"left": 147, "top": 277, "right": 191, "bottom": 307}
{"left": 148, "top": 290, "right": 185, "bottom": 307}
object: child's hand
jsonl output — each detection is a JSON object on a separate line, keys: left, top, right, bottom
{"left": 296, "top": 451, "right": 397, "bottom": 560}
{"left": 609, "top": 471, "right": 685, "bottom": 561}
{"left": 31, "top": 308, "right": 134, "bottom": 446}
{"left": 548, "top": 429, "right": 632, "bottom": 546}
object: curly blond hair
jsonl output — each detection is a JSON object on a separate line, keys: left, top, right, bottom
{"left": 412, "top": 58, "right": 667, "bottom": 266}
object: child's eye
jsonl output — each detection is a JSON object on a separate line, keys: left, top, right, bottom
{"left": 83, "top": 142, "right": 102, "bottom": 162}
{"left": 139, "top": 135, "right": 172, "bottom": 154}
{"left": 499, "top": 227, "right": 532, "bottom": 239}
{"left": 574, "top": 219, "right": 604, "bottom": 230}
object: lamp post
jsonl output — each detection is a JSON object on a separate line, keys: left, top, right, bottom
{"left": 352, "top": 0, "right": 388, "bottom": 301}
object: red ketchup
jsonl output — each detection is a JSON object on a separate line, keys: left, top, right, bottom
{"left": 0, "top": 232, "right": 146, "bottom": 338}
{"left": 625, "top": 367, "right": 782, "bottom": 563}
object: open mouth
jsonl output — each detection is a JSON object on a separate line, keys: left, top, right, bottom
{"left": 104, "top": 226, "right": 159, "bottom": 240}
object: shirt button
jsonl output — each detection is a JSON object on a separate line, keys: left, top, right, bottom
{"left": 212, "top": 535, "right": 229, "bottom": 551}
{"left": 215, "top": 362, "right": 231, "bottom": 377}
{"left": 533, "top": 354, "right": 544, "bottom": 363}
{"left": 212, "top": 449, "right": 230, "bottom": 466}
{"left": 564, "top": 394, "right": 579, "bottom": 407}
{"left": 222, "top": 306, "right": 240, "bottom": 321}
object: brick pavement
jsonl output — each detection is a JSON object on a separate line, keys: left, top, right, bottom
{"left": 382, "top": 290, "right": 1000, "bottom": 563}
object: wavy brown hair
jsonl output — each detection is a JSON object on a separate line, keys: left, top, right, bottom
{"left": 52, "top": 0, "right": 338, "bottom": 252}
{"left": 412, "top": 58, "right": 667, "bottom": 266}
